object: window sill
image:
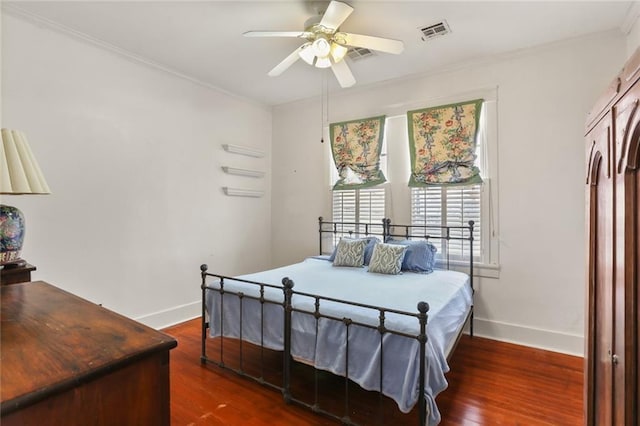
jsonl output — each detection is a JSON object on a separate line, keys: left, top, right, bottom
{"left": 435, "top": 260, "right": 500, "bottom": 279}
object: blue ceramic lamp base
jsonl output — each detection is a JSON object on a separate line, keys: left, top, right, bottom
{"left": 0, "top": 204, "right": 26, "bottom": 266}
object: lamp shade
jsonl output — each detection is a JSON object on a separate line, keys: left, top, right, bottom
{"left": 0, "top": 128, "right": 50, "bottom": 265}
{"left": 1, "top": 129, "right": 51, "bottom": 195}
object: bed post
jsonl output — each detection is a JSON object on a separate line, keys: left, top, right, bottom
{"left": 468, "top": 220, "right": 475, "bottom": 338}
{"left": 282, "top": 277, "right": 295, "bottom": 404}
{"left": 200, "top": 264, "right": 209, "bottom": 364}
{"left": 318, "top": 216, "right": 323, "bottom": 255}
{"left": 417, "top": 301, "right": 430, "bottom": 426}
{"left": 384, "top": 218, "right": 391, "bottom": 241}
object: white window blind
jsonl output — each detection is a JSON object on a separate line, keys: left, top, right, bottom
{"left": 332, "top": 187, "right": 386, "bottom": 229}
{"left": 410, "top": 184, "right": 482, "bottom": 261}
{"left": 328, "top": 187, "right": 385, "bottom": 251}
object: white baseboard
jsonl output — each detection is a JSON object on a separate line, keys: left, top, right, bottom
{"left": 471, "top": 317, "right": 584, "bottom": 357}
{"left": 134, "top": 304, "right": 584, "bottom": 357}
{"left": 135, "top": 301, "right": 201, "bottom": 330}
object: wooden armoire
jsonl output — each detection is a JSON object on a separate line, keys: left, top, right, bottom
{"left": 585, "top": 47, "right": 640, "bottom": 426}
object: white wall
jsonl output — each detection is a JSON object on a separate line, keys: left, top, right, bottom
{"left": 1, "top": 13, "right": 273, "bottom": 328}
{"left": 271, "top": 31, "right": 626, "bottom": 355}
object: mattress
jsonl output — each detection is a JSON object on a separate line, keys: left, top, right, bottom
{"left": 204, "top": 257, "right": 472, "bottom": 425}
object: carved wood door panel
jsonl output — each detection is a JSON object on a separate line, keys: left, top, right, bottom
{"left": 586, "top": 113, "right": 614, "bottom": 426}
{"left": 614, "top": 83, "right": 640, "bottom": 426}
{"left": 636, "top": 166, "right": 639, "bottom": 425}
{"left": 612, "top": 87, "right": 640, "bottom": 425}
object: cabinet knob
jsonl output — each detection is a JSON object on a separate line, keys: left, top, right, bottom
{"left": 612, "top": 354, "right": 619, "bottom": 366}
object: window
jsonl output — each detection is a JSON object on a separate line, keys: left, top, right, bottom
{"left": 330, "top": 126, "right": 387, "bottom": 230}
{"left": 409, "top": 101, "right": 490, "bottom": 264}
{"left": 410, "top": 184, "right": 482, "bottom": 261}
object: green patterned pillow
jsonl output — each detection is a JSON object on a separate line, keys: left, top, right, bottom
{"left": 367, "top": 243, "right": 407, "bottom": 275}
{"left": 333, "top": 238, "right": 368, "bottom": 267}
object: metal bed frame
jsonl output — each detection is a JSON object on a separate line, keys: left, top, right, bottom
{"left": 200, "top": 218, "right": 475, "bottom": 425}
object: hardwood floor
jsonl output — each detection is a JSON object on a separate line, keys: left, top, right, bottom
{"left": 164, "top": 319, "right": 583, "bottom": 425}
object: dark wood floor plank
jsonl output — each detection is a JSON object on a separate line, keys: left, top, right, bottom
{"left": 164, "top": 319, "right": 583, "bottom": 425}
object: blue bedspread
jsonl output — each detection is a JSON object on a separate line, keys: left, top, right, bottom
{"left": 205, "top": 258, "right": 472, "bottom": 425}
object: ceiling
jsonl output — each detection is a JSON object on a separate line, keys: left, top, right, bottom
{"left": 3, "top": 1, "right": 634, "bottom": 106}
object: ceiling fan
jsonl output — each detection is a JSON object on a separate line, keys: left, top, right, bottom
{"left": 244, "top": 0, "right": 404, "bottom": 88}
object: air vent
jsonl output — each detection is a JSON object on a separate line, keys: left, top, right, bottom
{"left": 347, "top": 47, "right": 374, "bottom": 61}
{"left": 419, "top": 20, "right": 451, "bottom": 41}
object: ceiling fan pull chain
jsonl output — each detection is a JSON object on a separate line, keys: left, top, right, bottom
{"left": 321, "top": 70, "right": 328, "bottom": 144}
{"left": 320, "top": 73, "right": 324, "bottom": 143}
{"left": 326, "top": 70, "right": 330, "bottom": 140}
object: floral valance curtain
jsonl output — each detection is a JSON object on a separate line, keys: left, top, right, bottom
{"left": 330, "top": 115, "right": 386, "bottom": 190}
{"left": 407, "top": 99, "right": 483, "bottom": 186}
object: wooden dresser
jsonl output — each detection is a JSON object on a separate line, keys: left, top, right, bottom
{"left": 0, "top": 281, "right": 178, "bottom": 425}
{"left": 584, "top": 47, "right": 640, "bottom": 425}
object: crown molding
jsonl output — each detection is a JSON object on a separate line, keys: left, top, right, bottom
{"left": 2, "top": 4, "right": 269, "bottom": 110}
{"left": 621, "top": 1, "right": 640, "bottom": 35}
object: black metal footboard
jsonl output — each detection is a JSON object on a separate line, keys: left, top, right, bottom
{"left": 200, "top": 265, "right": 431, "bottom": 425}
{"left": 200, "top": 266, "right": 292, "bottom": 393}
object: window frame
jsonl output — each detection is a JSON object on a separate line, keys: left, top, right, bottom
{"left": 407, "top": 97, "right": 499, "bottom": 275}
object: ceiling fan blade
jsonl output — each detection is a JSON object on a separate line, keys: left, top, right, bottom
{"left": 341, "top": 32, "right": 404, "bottom": 54}
{"left": 243, "top": 31, "right": 310, "bottom": 38}
{"left": 319, "top": 1, "right": 354, "bottom": 30}
{"left": 331, "top": 60, "right": 356, "bottom": 88}
{"left": 268, "top": 44, "right": 307, "bottom": 77}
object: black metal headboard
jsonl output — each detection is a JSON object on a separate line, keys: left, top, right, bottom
{"left": 318, "top": 217, "right": 474, "bottom": 263}
{"left": 383, "top": 218, "right": 475, "bottom": 271}
{"left": 318, "top": 216, "right": 476, "bottom": 337}
{"left": 317, "top": 217, "right": 386, "bottom": 255}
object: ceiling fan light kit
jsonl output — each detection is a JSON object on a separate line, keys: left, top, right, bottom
{"left": 312, "top": 36, "right": 331, "bottom": 57}
{"left": 330, "top": 43, "right": 348, "bottom": 62}
{"left": 299, "top": 44, "right": 316, "bottom": 65}
{"left": 244, "top": 0, "right": 404, "bottom": 88}
{"left": 315, "top": 56, "right": 332, "bottom": 69}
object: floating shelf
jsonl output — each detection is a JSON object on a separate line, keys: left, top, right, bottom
{"left": 222, "top": 144, "right": 265, "bottom": 158}
{"left": 222, "top": 187, "right": 264, "bottom": 198}
{"left": 221, "top": 166, "right": 265, "bottom": 178}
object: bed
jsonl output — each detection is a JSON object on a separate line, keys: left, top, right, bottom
{"left": 200, "top": 218, "right": 475, "bottom": 425}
